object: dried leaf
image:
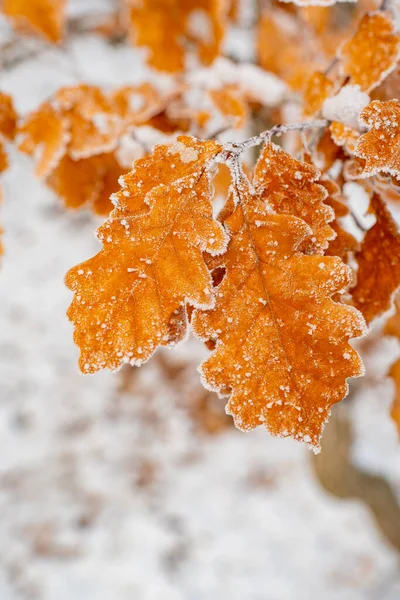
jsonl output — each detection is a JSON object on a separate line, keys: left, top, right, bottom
{"left": 209, "top": 86, "right": 248, "bottom": 129}
{"left": 54, "top": 85, "right": 123, "bottom": 160}
{"left": 66, "top": 137, "right": 227, "bottom": 373}
{"left": 338, "top": 12, "right": 400, "bottom": 92}
{"left": 112, "top": 83, "right": 167, "bottom": 126}
{"left": 18, "top": 102, "right": 69, "bottom": 179}
{"left": 0, "top": 92, "right": 17, "bottom": 141}
{"left": 254, "top": 142, "right": 334, "bottom": 254}
{"left": 47, "top": 153, "right": 125, "bottom": 216}
{"left": 2, "top": 0, "right": 66, "bottom": 43}
{"left": 128, "top": 0, "right": 227, "bottom": 72}
{"left": 354, "top": 100, "right": 400, "bottom": 178}
{"left": 330, "top": 121, "right": 360, "bottom": 154}
{"left": 389, "top": 359, "right": 400, "bottom": 438}
{"left": 352, "top": 194, "right": 400, "bottom": 324}
{"left": 193, "top": 174, "right": 365, "bottom": 449}
{"left": 303, "top": 71, "right": 334, "bottom": 117}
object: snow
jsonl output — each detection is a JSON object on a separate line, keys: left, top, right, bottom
{"left": 1, "top": 3, "right": 400, "bottom": 599}
{"left": 322, "top": 85, "right": 370, "bottom": 129}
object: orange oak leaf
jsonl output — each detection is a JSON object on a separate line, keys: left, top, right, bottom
{"left": 128, "top": 0, "right": 227, "bottom": 72}
{"left": 192, "top": 173, "right": 365, "bottom": 449}
{"left": 352, "top": 194, "right": 400, "bottom": 324}
{"left": 338, "top": 12, "right": 400, "bottom": 92}
{"left": 47, "top": 153, "right": 126, "bottom": 216}
{"left": 19, "top": 85, "right": 125, "bottom": 176}
{"left": 330, "top": 121, "right": 360, "bottom": 154}
{"left": 254, "top": 142, "right": 334, "bottom": 254}
{"left": 209, "top": 87, "right": 248, "bottom": 129}
{"left": 112, "top": 83, "right": 167, "bottom": 126}
{"left": 18, "top": 102, "right": 69, "bottom": 178}
{"left": 54, "top": 85, "right": 123, "bottom": 160}
{"left": 385, "top": 296, "right": 400, "bottom": 339}
{"left": 354, "top": 100, "right": 400, "bottom": 178}
{"left": 2, "top": 0, "right": 66, "bottom": 43}
{"left": 65, "top": 137, "right": 228, "bottom": 374}
{"left": 303, "top": 71, "right": 334, "bottom": 117}
{"left": 257, "top": 11, "right": 324, "bottom": 91}
{"left": 0, "top": 92, "right": 17, "bottom": 142}
{"left": 389, "top": 359, "right": 400, "bottom": 438}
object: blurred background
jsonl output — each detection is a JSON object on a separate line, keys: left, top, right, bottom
{"left": 1, "top": 1, "right": 400, "bottom": 599}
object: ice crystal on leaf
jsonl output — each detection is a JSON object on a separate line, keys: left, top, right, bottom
{"left": 354, "top": 100, "right": 400, "bottom": 178}
{"left": 338, "top": 12, "right": 400, "bottom": 93}
{"left": 66, "top": 137, "right": 227, "bottom": 374}
{"left": 192, "top": 172, "right": 366, "bottom": 451}
{"left": 254, "top": 143, "right": 334, "bottom": 254}
{"left": 303, "top": 71, "right": 334, "bottom": 117}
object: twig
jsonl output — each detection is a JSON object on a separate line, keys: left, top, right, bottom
{"left": 221, "top": 119, "right": 327, "bottom": 155}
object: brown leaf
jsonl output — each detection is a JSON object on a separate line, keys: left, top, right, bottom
{"left": 389, "top": 359, "right": 400, "bottom": 438}
{"left": 352, "top": 194, "right": 400, "bottom": 324}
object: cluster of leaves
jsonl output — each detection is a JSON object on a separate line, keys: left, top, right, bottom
{"left": 3, "top": 0, "right": 400, "bottom": 449}
{"left": 16, "top": 64, "right": 285, "bottom": 214}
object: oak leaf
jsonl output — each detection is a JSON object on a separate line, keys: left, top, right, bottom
{"left": 128, "top": 0, "right": 227, "bottom": 72}
{"left": 254, "top": 142, "right": 334, "bottom": 254}
{"left": 18, "top": 102, "right": 69, "bottom": 179}
{"left": 192, "top": 173, "right": 365, "bottom": 449}
{"left": 47, "top": 153, "right": 126, "bottom": 216}
{"left": 209, "top": 87, "right": 248, "bottom": 129}
{"left": 354, "top": 100, "right": 400, "bottom": 178}
{"left": 66, "top": 137, "right": 228, "bottom": 373}
{"left": 389, "top": 359, "right": 400, "bottom": 439}
{"left": 330, "top": 121, "right": 360, "bottom": 154}
{"left": 303, "top": 71, "right": 334, "bottom": 117}
{"left": 352, "top": 194, "right": 400, "bottom": 324}
{"left": 338, "top": 12, "right": 400, "bottom": 93}
{"left": 2, "top": 0, "right": 66, "bottom": 43}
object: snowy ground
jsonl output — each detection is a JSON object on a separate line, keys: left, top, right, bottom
{"left": 1, "top": 5, "right": 400, "bottom": 599}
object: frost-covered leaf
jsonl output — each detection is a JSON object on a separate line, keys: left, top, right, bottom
{"left": 303, "top": 71, "right": 334, "bottom": 117}
{"left": 128, "top": 0, "right": 227, "bottom": 72}
{"left": 192, "top": 174, "right": 365, "bottom": 450}
{"left": 338, "top": 12, "right": 400, "bottom": 92}
{"left": 354, "top": 100, "right": 400, "bottom": 178}
{"left": 257, "top": 12, "right": 321, "bottom": 91}
{"left": 47, "top": 153, "right": 126, "bottom": 216}
{"left": 2, "top": 0, "right": 66, "bottom": 43}
{"left": 254, "top": 142, "right": 334, "bottom": 254}
{"left": 209, "top": 86, "right": 248, "bottom": 129}
{"left": 18, "top": 102, "right": 69, "bottom": 179}
{"left": 329, "top": 121, "right": 360, "bottom": 154}
{"left": 352, "top": 194, "right": 400, "bottom": 324}
{"left": 112, "top": 83, "right": 168, "bottom": 126}
{"left": 66, "top": 137, "right": 228, "bottom": 373}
